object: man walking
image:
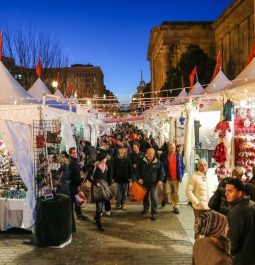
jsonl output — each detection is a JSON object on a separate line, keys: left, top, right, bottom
{"left": 138, "top": 148, "right": 165, "bottom": 221}
{"left": 225, "top": 178, "right": 255, "bottom": 265}
{"left": 130, "top": 141, "right": 144, "bottom": 181}
{"left": 161, "top": 143, "right": 185, "bottom": 214}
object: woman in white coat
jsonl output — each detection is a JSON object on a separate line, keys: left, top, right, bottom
{"left": 186, "top": 159, "right": 218, "bottom": 239}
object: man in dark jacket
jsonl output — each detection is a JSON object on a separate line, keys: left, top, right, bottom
{"left": 161, "top": 143, "right": 185, "bottom": 214}
{"left": 129, "top": 141, "right": 144, "bottom": 181}
{"left": 138, "top": 148, "right": 165, "bottom": 221}
{"left": 69, "top": 147, "right": 88, "bottom": 222}
{"left": 225, "top": 178, "right": 255, "bottom": 265}
{"left": 113, "top": 146, "right": 132, "bottom": 210}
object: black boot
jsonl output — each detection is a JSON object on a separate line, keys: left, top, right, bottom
{"left": 95, "top": 213, "right": 104, "bottom": 232}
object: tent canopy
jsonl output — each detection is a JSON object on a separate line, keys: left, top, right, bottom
{"left": 187, "top": 81, "right": 205, "bottom": 96}
{"left": 28, "top": 78, "right": 52, "bottom": 99}
{"left": 224, "top": 56, "right": 255, "bottom": 90}
{"left": 54, "top": 89, "right": 64, "bottom": 98}
{"left": 205, "top": 70, "right": 230, "bottom": 94}
{"left": 0, "top": 61, "right": 32, "bottom": 104}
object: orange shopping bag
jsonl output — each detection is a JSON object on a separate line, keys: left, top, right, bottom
{"left": 129, "top": 182, "right": 147, "bottom": 201}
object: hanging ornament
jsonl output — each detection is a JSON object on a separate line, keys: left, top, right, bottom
{"left": 179, "top": 116, "right": 185, "bottom": 125}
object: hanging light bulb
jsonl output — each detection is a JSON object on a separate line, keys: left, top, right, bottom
{"left": 74, "top": 91, "right": 78, "bottom": 98}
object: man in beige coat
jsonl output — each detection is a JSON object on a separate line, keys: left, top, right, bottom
{"left": 186, "top": 159, "right": 218, "bottom": 239}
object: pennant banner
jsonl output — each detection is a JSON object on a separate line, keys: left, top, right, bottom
{"left": 35, "top": 57, "right": 42, "bottom": 78}
{"left": 189, "top": 65, "right": 197, "bottom": 88}
{"left": 211, "top": 50, "right": 221, "bottom": 81}
{"left": 245, "top": 40, "right": 255, "bottom": 66}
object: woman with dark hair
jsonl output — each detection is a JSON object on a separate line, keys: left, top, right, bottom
{"left": 87, "top": 150, "right": 112, "bottom": 232}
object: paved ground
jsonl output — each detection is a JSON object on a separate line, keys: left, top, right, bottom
{"left": 0, "top": 204, "right": 194, "bottom": 265}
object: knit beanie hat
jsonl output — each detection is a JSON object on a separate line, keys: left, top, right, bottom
{"left": 96, "top": 150, "right": 108, "bottom": 162}
{"left": 194, "top": 211, "right": 227, "bottom": 238}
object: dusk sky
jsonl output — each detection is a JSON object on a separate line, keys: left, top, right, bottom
{"left": 0, "top": 0, "right": 233, "bottom": 102}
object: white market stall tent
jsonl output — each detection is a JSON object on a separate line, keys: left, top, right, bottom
{"left": 187, "top": 81, "right": 205, "bottom": 96}
{"left": 205, "top": 70, "right": 230, "bottom": 94}
{"left": 0, "top": 61, "right": 33, "bottom": 104}
{"left": 0, "top": 104, "right": 96, "bottom": 230}
{"left": 54, "top": 89, "right": 64, "bottom": 98}
{"left": 28, "top": 78, "right": 52, "bottom": 99}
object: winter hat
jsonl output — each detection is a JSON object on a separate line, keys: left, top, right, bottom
{"left": 0, "top": 140, "right": 6, "bottom": 151}
{"left": 195, "top": 211, "right": 228, "bottom": 238}
{"left": 96, "top": 150, "right": 108, "bottom": 161}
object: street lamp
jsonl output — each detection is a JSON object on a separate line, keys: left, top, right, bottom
{"left": 52, "top": 80, "right": 58, "bottom": 89}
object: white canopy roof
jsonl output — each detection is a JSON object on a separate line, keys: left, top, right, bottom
{"left": 187, "top": 81, "right": 205, "bottom": 96}
{"left": 54, "top": 89, "right": 64, "bottom": 98}
{"left": 205, "top": 70, "right": 230, "bottom": 94}
{"left": 172, "top": 88, "right": 187, "bottom": 104}
{"left": 28, "top": 78, "right": 52, "bottom": 99}
{"left": 176, "top": 88, "right": 187, "bottom": 98}
{"left": 0, "top": 61, "right": 32, "bottom": 103}
{"left": 224, "top": 56, "right": 255, "bottom": 90}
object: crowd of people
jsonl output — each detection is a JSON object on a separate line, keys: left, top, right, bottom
{"left": 55, "top": 123, "right": 255, "bottom": 265}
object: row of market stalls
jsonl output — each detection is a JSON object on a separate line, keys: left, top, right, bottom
{"left": 132, "top": 58, "right": 255, "bottom": 202}
{"left": 0, "top": 60, "right": 111, "bottom": 233}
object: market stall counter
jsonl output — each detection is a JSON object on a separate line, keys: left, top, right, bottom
{"left": 0, "top": 198, "right": 25, "bottom": 231}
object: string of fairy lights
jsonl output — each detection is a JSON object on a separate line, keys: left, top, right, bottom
{"left": 1, "top": 75, "right": 254, "bottom": 112}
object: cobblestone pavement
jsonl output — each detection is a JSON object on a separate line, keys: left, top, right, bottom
{"left": 0, "top": 204, "right": 193, "bottom": 265}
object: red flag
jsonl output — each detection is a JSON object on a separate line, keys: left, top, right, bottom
{"left": 67, "top": 84, "right": 73, "bottom": 94}
{"left": 189, "top": 65, "right": 197, "bottom": 88}
{"left": 245, "top": 40, "right": 255, "bottom": 66}
{"left": 211, "top": 50, "right": 221, "bottom": 80}
{"left": 0, "top": 32, "right": 3, "bottom": 61}
{"left": 64, "top": 84, "right": 73, "bottom": 97}
{"left": 35, "top": 57, "right": 42, "bottom": 78}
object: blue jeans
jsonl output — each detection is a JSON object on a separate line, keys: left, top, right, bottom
{"left": 143, "top": 185, "right": 158, "bottom": 215}
{"left": 96, "top": 200, "right": 104, "bottom": 215}
{"left": 115, "top": 183, "right": 128, "bottom": 205}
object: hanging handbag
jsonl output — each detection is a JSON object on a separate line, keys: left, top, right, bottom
{"left": 47, "top": 147, "right": 59, "bottom": 155}
{"left": 36, "top": 134, "right": 45, "bottom": 148}
{"left": 46, "top": 131, "right": 62, "bottom": 144}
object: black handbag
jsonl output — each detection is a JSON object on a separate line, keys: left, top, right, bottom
{"left": 47, "top": 147, "right": 59, "bottom": 155}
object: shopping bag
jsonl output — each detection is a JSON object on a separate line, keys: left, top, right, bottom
{"left": 75, "top": 191, "right": 87, "bottom": 206}
{"left": 129, "top": 182, "right": 147, "bottom": 201}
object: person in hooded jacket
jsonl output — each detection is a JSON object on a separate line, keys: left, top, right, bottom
{"left": 193, "top": 211, "right": 232, "bottom": 265}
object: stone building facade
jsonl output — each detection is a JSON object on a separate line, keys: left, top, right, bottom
{"left": 147, "top": 0, "right": 254, "bottom": 95}
{"left": 44, "top": 64, "right": 105, "bottom": 98}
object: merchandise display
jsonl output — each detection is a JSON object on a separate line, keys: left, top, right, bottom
{"left": 234, "top": 135, "right": 255, "bottom": 180}
{"left": 0, "top": 149, "right": 27, "bottom": 199}
{"left": 34, "top": 120, "right": 63, "bottom": 197}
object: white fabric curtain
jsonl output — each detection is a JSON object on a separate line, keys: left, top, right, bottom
{"left": 61, "top": 121, "right": 77, "bottom": 152}
{"left": 0, "top": 120, "right": 35, "bottom": 228}
{"left": 184, "top": 105, "right": 196, "bottom": 176}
